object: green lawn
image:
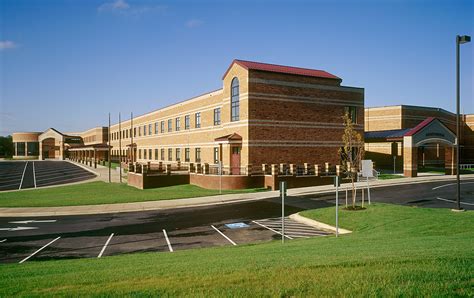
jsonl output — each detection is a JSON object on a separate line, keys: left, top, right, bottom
{"left": 0, "top": 181, "right": 265, "bottom": 207}
{"left": 378, "top": 173, "right": 404, "bottom": 180}
{"left": 0, "top": 204, "right": 472, "bottom": 296}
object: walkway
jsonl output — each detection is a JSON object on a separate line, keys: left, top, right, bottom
{"left": 0, "top": 173, "right": 472, "bottom": 217}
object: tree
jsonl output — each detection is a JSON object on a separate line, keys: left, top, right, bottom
{"left": 0, "top": 135, "right": 14, "bottom": 157}
{"left": 339, "top": 113, "right": 364, "bottom": 208}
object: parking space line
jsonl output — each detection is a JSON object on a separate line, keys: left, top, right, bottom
{"left": 98, "top": 233, "right": 114, "bottom": 258}
{"left": 162, "top": 229, "right": 174, "bottom": 252}
{"left": 0, "top": 239, "right": 6, "bottom": 243}
{"left": 437, "top": 197, "right": 474, "bottom": 206}
{"left": 252, "top": 221, "right": 293, "bottom": 240}
{"left": 32, "top": 162, "right": 37, "bottom": 188}
{"left": 211, "top": 225, "right": 237, "bottom": 246}
{"left": 18, "top": 161, "right": 28, "bottom": 190}
{"left": 19, "top": 236, "right": 61, "bottom": 264}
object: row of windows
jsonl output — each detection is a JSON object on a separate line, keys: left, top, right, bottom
{"left": 112, "top": 147, "right": 220, "bottom": 164}
{"left": 109, "top": 109, "right": 220, "bottom": 141}
{"left": 109, "top": 77, "right": 241, "bottom": 141}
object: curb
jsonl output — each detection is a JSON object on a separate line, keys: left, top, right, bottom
{"left": 289, "top": 213, "right": 352, "bottom": 234}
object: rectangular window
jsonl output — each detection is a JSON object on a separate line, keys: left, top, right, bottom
{"left": 213, "top": 147, "right": 219, "bottom": 164}
{"left": 138, "top": 149, "right": 142, "bottom": 159}
{"left": 185, "top": 115, "right": 190, "bottom": 130}
{"left": 345, "top": 106, "right": 357, "bottom": 123}
{"left": 143, "top": 125, "right": 147, "bottom": 136}
{"left": 214, "top": 108, "right": 221, "bottom": 125}
{"left": 168, "top": 119, "right": 172, "bottom": 132}
{"left": 161, "top": 121, "right": 165, "bottom": 133}
{"left": 195, "top": 148, "right": 201, "bottom": 162}
{"left": 175, "top": 117, "right": 180, "bottom": 131}
{"left": 161, "top": 148, "right": 165, "bottom": 161}
{"left": 155, "top": 149, "right": 158, "bottom": 160}
{"left": 133, "top": 128, "right": 136, "bottom": 137}
{"left": 16, "top": 142, "right": 26, "bottom": 156}
{"left": 168, "top": 148, "right": 172, "bottom": 161}
{"left": 148, "top": 124, "right": 152, "bottom": 136}
{"left": 195, "top": 112, "right": 201, "bottom": 128}
{"left": 154, "top": 122, "right": 159, "bottom": 134}
{"left": 176, "top": 148, "right": 181, "bottom": 161}
{"left": 149, "top": 149, "right": 152, "bottom": 159}
{"left": 185, "top": 148, "right": 190, "bottom": 162}
{"left": 143, "top": 149, "right": 147, "bottom": 159}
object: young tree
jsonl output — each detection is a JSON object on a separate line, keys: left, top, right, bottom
{"left": 339, "top": 113, "right": 364, "bottom": 208}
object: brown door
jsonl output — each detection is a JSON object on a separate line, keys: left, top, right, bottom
{"left": 231, "top": 146, "right": 241, "bottom": 175}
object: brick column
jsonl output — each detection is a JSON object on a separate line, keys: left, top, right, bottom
{"left": 445, "top": 145, "right": 457, "bottom": 175}
{"left": 403, "top": 136, "right": 417, "bottom": 177}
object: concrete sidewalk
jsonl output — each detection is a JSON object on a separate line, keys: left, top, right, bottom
{"left": 69, "top": 160, "right": 125, "bottom": 184}
{"left": 0, "top": 174, "right": 473, "bottom": 217}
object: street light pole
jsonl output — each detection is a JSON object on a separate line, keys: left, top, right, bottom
{"left": 455, "top": 34, "right": 471, "bottom": 211}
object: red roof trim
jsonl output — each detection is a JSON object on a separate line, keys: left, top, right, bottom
{"left": 222, "top": 59, "right": 341, "bottom": 80}
{"left": 404, "top": 117, "right": 436, "bottom": 137}
{"left": 214, "top": 133, "right": 242, "bottom": 142}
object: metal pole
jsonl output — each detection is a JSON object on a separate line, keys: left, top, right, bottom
{"left": 393, "top": 156, "right": 396, "bottom": 174}
{"left": 367, "top": 177, "right": 371, "bottom": 205}
{"left": 131, "top": 112, "right": 134, "bottom": 163}
{"left": 455, "top": 35, "right": 461, "bottom": 211}
{"left": 219, "top": 162, "right": 222, "bottom": 195}
{"left": 119, "top": 112, "right": 122, "bottom": 184}
{"left": 281, "top": 181, "right": 286, "bottom": 244}
{"left": 335, "top": 176, "right": 339, "bottom": 237}
{"left": 108, "top": 113, "right": 111, "bottom": 183}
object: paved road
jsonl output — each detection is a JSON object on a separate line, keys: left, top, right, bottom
{"left": 0, "top": 161, "right": 96, "bottom": 191}
{"left": 0, "top": 178, "right": 472, "bottom": 263}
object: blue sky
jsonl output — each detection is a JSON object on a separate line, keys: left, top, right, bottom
{"left": 0, "top": 0, "right": 473, "bottom": 135}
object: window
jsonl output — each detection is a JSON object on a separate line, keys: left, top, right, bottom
{"left": 148, "top": 124, "right": 152, "bottom": 136}
{"left": 168, "top": 119, "right": 172, "bottom": 132}
{"left": 138, "top": 149, "right": 142, "bottom": 159}
{"left": 143, "top": 149, "right": 147, "bottom": 159}
{"left": 161, "top": 148, "right": 165, "bottom": 161}
{"left": 185, "top": 148, "right": 190, "bottom": 162}
{"left": 155, "top": 149, "right": 158, "bottom": 160}
{"left": 168, "top": 148, "right": 172, "bottom": 161}
{"left": 16, "top": 142, "right": 25, "bottom": 156}
{"left": 213, "top": 147, "right": 219, "bottom": 164}
{"left": 134, "top": 128, "right": 136, "bottom": 137}
{"left": 154, "top": 122, "right": 159, "bottom": 134}
{"left": 143, "top": 125, "right": 147, "bottom": 136}
{"left": 195, "top": 112, "right": 201, "bottom": 128}
{"left": 214, "top": 108, "right": 221, "bottom": 125}
{"left": 195, "top": 148, "right": 201, "bottom": 162}
{"left": 231, "top": 77, "right": 240, "bottom": 121}
{"left": 149, "top": 149, "right": 152, "bottom": 159}
{"left": 176, "top": 148, "right": 181, "bottom": 161}
{"left": 345, "top": 106, "right": 357, "bottom": 123}
{"left": 185, "top": 115, "right": 190, "bottom": 130}
{"left": 175, "top": 117, "right": 180, "bottom": 131}
{"left": 161, "top": 121, "right": 165, "bottom": 133}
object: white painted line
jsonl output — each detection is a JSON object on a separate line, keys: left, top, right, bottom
{"left": 32, "top": 162, "right": 36, "bottom": 188}
{"left": 432, "top": 182, "right": 474, "bottom": 190}
{"left": 9, "top": 220, "right": 57, "bottom": 224}
{"left": 18, "top": 161, "right": 28, "bottom": 190}
{"left": 252, "top": 220, "right": 293, "bottom": 240}
{"left": 0, "top": 239, "right": 6, "bottom": 243}
{"left": 98, "top": 233, "right": 114, "bottom": 258}
{"left": 211, "top": 225, "right": 237, "bottom": 246}
{"left": 162, "top": 229, "right": 173, "bottom": 252}
{"left": 0, "top": 226, "right": 39, "bottom": 231}
{"left": 19, "top": 236, "right": 61, "bottom": 264}
{"left": 436, "top": 197, "right": 474, "bottom": 206}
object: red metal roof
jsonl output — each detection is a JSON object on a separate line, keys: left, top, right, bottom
{"left": 404, "top": 117, "right": 436, "bottom": 137}
{"left": 214, "top": 133, "right": 242, "bottom": 142}
{"left": 222, "top": 59, "right": 341, "bottom": 80}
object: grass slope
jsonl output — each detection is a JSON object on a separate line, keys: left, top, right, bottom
{"left": 0, "top": 204, "right": 472, "bottom": 296}
{"left": 0, "top": 181, "right": 265, "bottom": 207}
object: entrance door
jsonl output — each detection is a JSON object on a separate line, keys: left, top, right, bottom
{"left": 231, "top": 146, "right": 241, "bottom": 175}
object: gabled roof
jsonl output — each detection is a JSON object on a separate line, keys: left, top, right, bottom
{"left": 365, "top": 128, "right": 412, "bottom": 141}
{"left": 222, "top": 59, "right": 341, "bottom": 80}
{"left": 404, "top": 117, "right": 436, "bottom": 136}
{"left": 214, "top": 133, "right": 242, "bottom": 142}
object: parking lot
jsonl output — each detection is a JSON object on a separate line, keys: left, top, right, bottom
{"left": 0, "top": 161, "right": 96, "bottom": 191}
{"left": 0, "top": 198, "right": 333, "bottom": 264}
